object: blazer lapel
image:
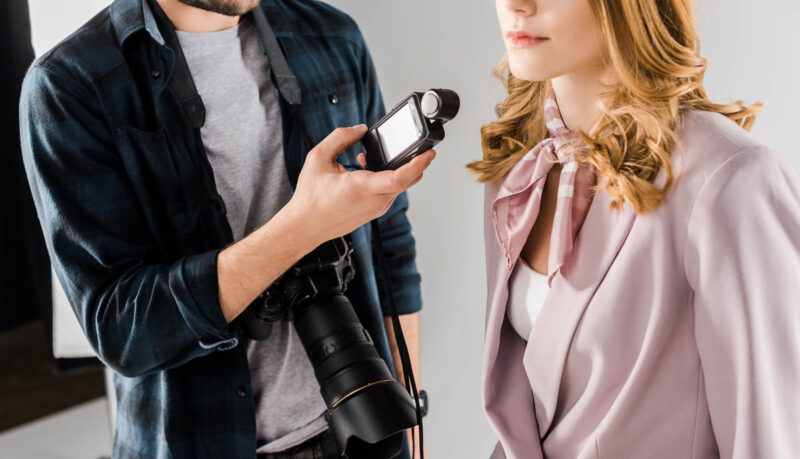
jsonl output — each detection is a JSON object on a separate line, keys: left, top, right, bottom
{"left": 483, "top": 168, "right": 550, "bottom": 380}
{"left": 523, "top": 188, "right": 637, "bottom": 438}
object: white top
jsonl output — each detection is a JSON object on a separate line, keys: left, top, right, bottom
{"left": 506, "top": 257, "right": 550, "bottom": 341}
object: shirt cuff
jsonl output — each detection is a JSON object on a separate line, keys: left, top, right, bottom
{"left": 173, "top": 249, "right": 239, "bottom": 351}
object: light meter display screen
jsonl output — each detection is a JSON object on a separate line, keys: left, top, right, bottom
{"left": 376, "top": 101, "right": 424, "bottom": 161}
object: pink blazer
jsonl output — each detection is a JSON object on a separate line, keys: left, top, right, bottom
{"left": 481, "top": 111, "right": 800, "bottom": 458}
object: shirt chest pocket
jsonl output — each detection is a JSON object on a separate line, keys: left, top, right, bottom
{"left": 114, "top": 125, "right": 187, "bottom": 229}
{"left": 304, "top": 80, "right": 363, "bottom": 170}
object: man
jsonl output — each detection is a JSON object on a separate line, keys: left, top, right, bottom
{"left": 19, "top": 0, "right": 432, "bottom": 457}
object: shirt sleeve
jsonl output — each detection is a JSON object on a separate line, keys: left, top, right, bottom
{"left": 684, "top": 147, "right": 800, "bottom": 457}
{"left": 373, "top": 191, "right": 423, "bottom": 315}
{"left": 19, "top": 63, "right": 238, "bottom": 378}
{"left": 355, "top": 33, "right": 423, "bottom": 316}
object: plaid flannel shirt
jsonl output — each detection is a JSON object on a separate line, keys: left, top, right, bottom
{"left": 19, "top": 0, "right": 421, "bottom": 456}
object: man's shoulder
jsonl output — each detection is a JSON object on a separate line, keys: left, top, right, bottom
{"left": 32, "top": 5, "right": 126, "bottom": 90}
{"left": 268, "top": 0, "right": 365, "bottom": 47}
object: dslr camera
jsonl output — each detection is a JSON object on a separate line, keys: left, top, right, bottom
{"left": 242, "top": 89, "right": 459, "bottom": 458}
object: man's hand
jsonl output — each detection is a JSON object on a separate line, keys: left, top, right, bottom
{"left": 218, "top": 124, "right": 435, "bottom": 322}
{"left": 286, "top": 124, "right": 435, "bottom": 248}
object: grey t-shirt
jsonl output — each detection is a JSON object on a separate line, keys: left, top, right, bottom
{"left": 172, "top": 12, "right": 329, "bottom": 454}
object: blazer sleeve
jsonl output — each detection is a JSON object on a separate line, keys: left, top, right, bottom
{"left": 19, "top": 64, "right": 238, "bottom": 378}
{"left": 684, "top": 146, "right": 800, "bottom": 457}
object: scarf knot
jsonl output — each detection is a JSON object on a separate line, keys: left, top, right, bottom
{"left": 491, "top": 88, "right": 596, "bottom": 286}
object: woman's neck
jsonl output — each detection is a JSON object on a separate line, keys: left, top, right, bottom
{"left": 550, "top": 65, "right": 613, "bottom": 134}
{"left": 156, "top": 0, "right": 240, "bottom": 33}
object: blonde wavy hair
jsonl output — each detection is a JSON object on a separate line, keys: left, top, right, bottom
{"left": 467, "top": 0, "right": 762, "bottom": 214}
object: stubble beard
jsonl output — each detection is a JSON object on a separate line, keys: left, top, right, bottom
{"left": 177, "top": 0, "right": 261, "bottom": 16}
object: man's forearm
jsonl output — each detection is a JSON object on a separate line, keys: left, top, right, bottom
{"left": 217, "top": 202, "right": 324, "bottom": 323}
{"left": 384, "top": 313, "right": 420, "bottom": 387}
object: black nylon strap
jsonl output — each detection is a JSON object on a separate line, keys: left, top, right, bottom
{"left": 147, "top": 0, "right": 234, "bottom": 245}
{"left": 251, "top": 7, "right": 301, "bottom": 105}
{"left": 372, "top": 220, "right": 424, "bottom": 459}
{"left": 251, "top": 6, "right": 315, "bottom": 150}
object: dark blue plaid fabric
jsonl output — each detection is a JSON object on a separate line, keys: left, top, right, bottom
{"left": 19, "top": 0, "right": 421, "bottom": 457}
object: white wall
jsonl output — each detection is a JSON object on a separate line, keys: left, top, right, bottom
{"left": 28, "top": 1, "right": 800, "bottom": 458}
{"left": 697, "top": 0, "right": 800, "bottom": 165}
{"left": 29, "top": 0, "right": 112, "bottom": 55}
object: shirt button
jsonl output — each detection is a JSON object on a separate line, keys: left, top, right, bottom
{"left": 151, "top": 69, "right": 161, "bottom": 79}
{"left": 236, "top": 386, "right": 247, "bottom": 398}
{"left": 328, "top": 93, "right": 339, "bottom": 104}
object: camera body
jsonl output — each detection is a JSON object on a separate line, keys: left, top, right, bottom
{"left": 363, "top": 89, "right": 460, "bottom": 171}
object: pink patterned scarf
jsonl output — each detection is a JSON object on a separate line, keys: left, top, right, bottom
{"left": 491, "top": 88, "right": 596, "bottom": 287}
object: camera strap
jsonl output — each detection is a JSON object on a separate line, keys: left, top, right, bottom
{"left": 148, "top": 2, "right": 423, "bottom": 457}
{"left": 371, "top": 220, "right": 425, "bottom": 458}
{"left": 147, "top": 0, "right": 235, "bottom": 244}
{"left": 250, "top": 7, "right": 314, "bottom": 150}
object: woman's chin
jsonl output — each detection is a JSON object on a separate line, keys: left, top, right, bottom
{"left": 507, "top": 58, "right": 556, "bottom": 83}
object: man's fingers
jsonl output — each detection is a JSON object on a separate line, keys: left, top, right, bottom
{"left": 350, "top": 149, "right": 435, "bottom": 194}
{"left": 311, "top": 124, "right": 368, "bottom": 163}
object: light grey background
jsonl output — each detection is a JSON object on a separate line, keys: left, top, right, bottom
{"left": 24, "top": 1, "right": 800, "bottom": 458}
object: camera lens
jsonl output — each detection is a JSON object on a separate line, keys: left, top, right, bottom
{"left": 293, "top": 294, "right": 417, "bottom": 458}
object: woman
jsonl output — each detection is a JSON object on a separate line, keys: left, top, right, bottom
{"left": 468, "top": 0, "right": 800, "bottom": 457}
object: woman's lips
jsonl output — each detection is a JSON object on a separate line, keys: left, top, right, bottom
{"left": 505, "top": 30, "right": 549, "bottom": 48}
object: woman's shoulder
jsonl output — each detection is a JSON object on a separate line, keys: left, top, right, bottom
{"left": 673, "top": 110, "right": 792, "bottom": 183}
{"left": 672, "top": 110, "right": 800, "bottom": 224}
{"left": 664, "top": 110, "right": 788, "bottom": 208}
{"left": 677, "top": 110, "right": 775, "bottom": 178}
